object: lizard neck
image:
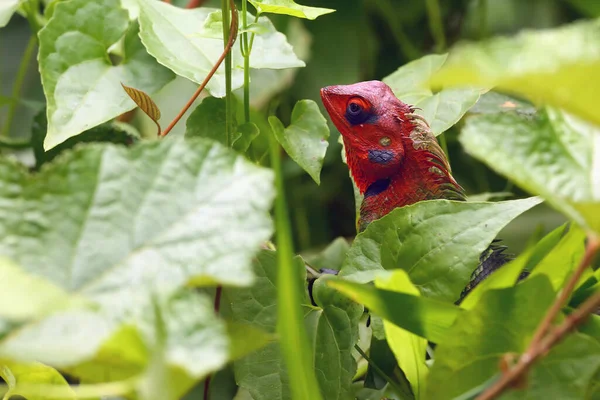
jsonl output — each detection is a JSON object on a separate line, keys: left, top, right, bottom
{"left": 357, "top": 137, "right": 465, "bottom": 232}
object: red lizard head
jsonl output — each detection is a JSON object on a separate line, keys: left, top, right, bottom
{"left": 321, "top": 80, "right": 464, "bottom": 230}
{"left": 320, "top": 81, "right": 417, "bottom": 193}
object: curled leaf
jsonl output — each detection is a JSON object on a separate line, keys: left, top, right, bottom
{"left": 121, "top": 83, "right": 162, "bottom": 135}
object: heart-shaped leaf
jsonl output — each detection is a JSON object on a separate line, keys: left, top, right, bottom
{"left": 269, "top": 100, "right": 330, "bottom": 184}
{"left": 38, "top": 0, "right": 174, "bottom": 149}
{"left": 137, "top": 1, "right": 304, "bottom": 97}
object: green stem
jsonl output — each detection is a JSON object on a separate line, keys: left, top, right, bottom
{"left": 353, "top": 344, "right": 410, "bottom": 399}
{"left": 2, "top": 35, "right": 36, "bottom": 139}
{"left": 269, "top": 126, "right": 323, "bottom": 400}
{"left": 425, "top": 0, "right": 446, "bottom": 52}
{"left": 241, "top": 0, "right": 250, "bottom": 123}
{"left": 221, "top": 0, "right": 233, "bottom": 146}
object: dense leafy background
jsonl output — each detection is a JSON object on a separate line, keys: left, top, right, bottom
{"left": 1, "top": 0, "right": 600, "bottom": 399}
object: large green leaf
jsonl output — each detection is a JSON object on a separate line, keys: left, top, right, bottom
{"left": 247, "top": 0, "right": 335, "bottom": 20}
{"left": 430, "top": 19, "right": 600, "bottom": 126}
{"left": 228, "top": 251, "right": 362, "bottom": 400}
{"left": 0, "top": 138, "right": 273, "bottom": 293}
{"left": 374, "top": 270, "right": 428, "bottom": 398}
{"left": 0, "top": 258, "right": 78, "bottom": 322}
{"left": 383, "top": 54, "right": 481, "bottom": 136}
{"left": 0, "top": 361, "right": 75, "bottom": 400}
{"left": 0, "top": 138, "right": 274, "bottom": 394}
{"left": 424, "top": 275, "right": 555, "bottom": 400}
{"left": 461, "top": 107, "right": 600, "bottom": 233}
{"left": 269, "top": 100, "right": 330, "bottom": 184}
{"left": 339, "top": 198, "right": 542, "bottom": 301}
{"left": 38, "top": 0, "right": 174, "bottom": 150}
{"left": 137, "top": 2, "right": 304, "bottom": 97}
{"left": 327, "top": 278, "right": 462, "bottom": 344}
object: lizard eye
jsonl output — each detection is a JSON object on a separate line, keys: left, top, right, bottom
{"left": 345, "top": 97, "right": 372, "bottom": 125}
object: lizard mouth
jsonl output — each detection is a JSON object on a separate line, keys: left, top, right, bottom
{"left": 320, "top": 86, "right": 350, "bottom": 132}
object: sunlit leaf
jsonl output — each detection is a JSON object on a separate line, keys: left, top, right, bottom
{"left": 0, "top": 138, "right": 274, "bottom": 394}
{"left": 0, "top": 0, "right": 20, "bottom": 27}
{"left": 31, "top": 110, "right": 139, "bottom": 169}
{"left": 121, "top": 83, "right": 162, "bottom": 135}
{"left": 383, "top": 54, "right": 481, "bottom": 135}
{"left": 461, "top": 107, "right": 600, "bottom": 233}
{"left": 374, "top": 270, "right": 428, "bottom": 398}
{"left": 248, "top": 0, "right": 335, "bottom": 20}
{"left": 269, "top": 100, "right": 330, "bottom": 184}
{"left": 137, "top": 2, "right": 304, "bottom": 97}
{"left": 0, "top": 361, "right": 75, "bottom": 400}
{"left": 430, "top": 19, "right": 600, "bottom": 126}
{"left": 0, "top": 258, "right": 79, "bottom": 322}
{"left": 327, "top": 278, "right": 462, "bottom": 343}
{"left": 424, "top": 276, "right": 555, "bottom": 400}
{"left": 38, "top": 0, "right": 174, "bottom": 149}
{"left": 340, "top": 198, "right": 542, "bottom": 301}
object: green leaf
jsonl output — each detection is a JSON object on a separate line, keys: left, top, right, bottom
{"left": 226, "top": 321, "right": 273, "bottom": 362}
{"left": 528, "top": 224, "right": 587, "bottom": 290}
{"left": 233, "top": 122, "right": 261, "bottom": 153}
{"left": 327, "top": 278, "right": 462, "bottom": 343}
{"left": 424, "top": 275, "right": 555, "bottom": 400}
{"left": 304, "top": 237, "right": 350, "bottom": 272}
{"left": 460, "top": 223, "right": 567, "bottom": 309}
{"left": 0, "top": 361, "right": 75, "bottom": 400}
{"left": 417, "top": 88, "right": 482, "bottom": 136}
{"left": 0, "top": 0, "right": 20, "bottom": 27}
{"left": 227, "top": 251, "right": 295, "bottom": 400}
{"left": 0, "top": 138, "right": 273, "bottom": 292}
{"left": 383, "top": 54, "right": 481, "bottom": 135}
{"left": 0, "top": 258, "right": 79, "bottom": 322}
{"left": 374, "top": 270, "right": 428, "bottom": 398}
{"left": 460, "top": 107, "right": 600, "bottom": 233}
{"left": 501, "top": 333, "right": 600, "bottom": 400}
{"left": 248, "top": 0, "right": 335, "bottom": 20}
{"left": 185, "top": 97, "right": 240, "bottom": 147}
{"left": 310, "top": 276, "right": 364, "bottom": 400}
{"left": 269, "top": 100, "right": 330, "bottom": 184}
{"left": 340, "top": 198, "right": 542, "bottom": 301}
{"left": 31, "top": 109, "right": 139, "bottom": 169}
{"left": 137, "top": 2, "right": 304, "bottom": 97}
{"left": 228, "top": 251, "right": 361, "bottom": 400}
{"left": 430, "top": 19, "right": 600, "bottom": 126}
{"left": 0, "top": 138, "right": 274, "bottom": 393}
{"left": 38, "top": 0, "right": 174, "bottom": 150}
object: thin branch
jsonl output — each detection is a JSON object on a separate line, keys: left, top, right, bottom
{"left": 160, "top": 0, "right": 238, "bottom": 137}
{"left": 528, "top": 233, "right": 600, "bottom": 352}
{"left": 476, "top": 234, "right": 600, "bottom": 400}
